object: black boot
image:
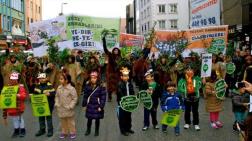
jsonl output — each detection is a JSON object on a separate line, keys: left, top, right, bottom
{"left": 11, "top": 128, "right": 20, "bottom": 138}
{"left": 35, "top": 129, "right": 46, "bottom": 137}
{"left": 19, "top": 128, "right": 26, "bottom": 137}
{"left": 108, "top": 92, "right": 112, "bottom": 102}
{"left": 47, "top": 130, "right": 53, "bottom": 137}
{"left": 85, "top": 128, "right": 91, "bottom": 136}
{"left": 94, "top": 128, "right": 99, "bottom": 136}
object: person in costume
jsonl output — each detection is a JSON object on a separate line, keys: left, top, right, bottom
{"left": 102, "top": 36, "right": 121, "bottom": 102}
{"left": 2, "top": 72, "right": 27, "bottom": 138}
{"left": 117, "top": 67, "right": 135, "bottom": 136}
{"left": 140, "top": 69, "right": 162, "bottom": 131}
{"left": 204, "top": 71, "right": 224, "bottom": 129}
{"left": 32, "top": 73, "right": 56, "bottom": 137}
{"left": 160, "top": 81, "right": 184, "bottom": 136}
{"left": 82, "top": 71, "right": 106, "bottom": 136}
{"left": 178, "top": 65, "right": 202, "bottom": 131}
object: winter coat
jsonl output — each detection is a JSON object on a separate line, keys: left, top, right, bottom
{"left": 232, "top": 90, "right": 250, "bottom": 112}
{"left": 140, "top": 81, "right": 162, "bottom": 109}
{"left": 3, "top": 84, "right": 27, "bottom": 118}
{"left": 55, "top": 84, "right": 78, "bottom": 118}
{"left": 117, "top": 81, "right": 135, "bottom": 105}
{"left": 34, "top": 82, "right": 56, "bottom": 111}
{"left": 204, "top": 82, "right": 223, "bottom": 112}
{"left": 160, "top": 91, "right": 184, "bottom": 112}
{"left": 82, "top": 84, "right": 106, "bottom": 119}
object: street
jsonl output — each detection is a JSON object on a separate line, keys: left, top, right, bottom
{"left": 0, "top": 95, "right": 239, "bottom": 141}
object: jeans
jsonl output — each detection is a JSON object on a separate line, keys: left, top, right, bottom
{"left": 11, "top": 116, "right": 25, "bottom": 129}
{"left": 144, "top": 107, "right": 158, "bottom": 127}
{"left": 184, "top": 100, "right": 199, "bottom": 125}
{"left": 39, "top": 116, "right": 53, "bottom": 133}
{"left": 162, "top": 122, "right": 180, "bottom": 134}
{"left": 234, "top": 112, "right": 247, "bottom": 122}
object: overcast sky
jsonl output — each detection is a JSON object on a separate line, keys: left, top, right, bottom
{"left": 42, "top": 0, "right": 133, "bottom": 20}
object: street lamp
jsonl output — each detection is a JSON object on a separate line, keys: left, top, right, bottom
{"left": 59, "top": 2, "right": 68, "bottom": 16}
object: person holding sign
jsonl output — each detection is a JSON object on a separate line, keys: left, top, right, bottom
{"left": 178, "top": 65, "right": 202, "bottom": 131}
{"left": 2, "top": 72, "right": 27, "bottom": 138}
{"left": 55, "top": 73, "right": 78, "bottom": 139}
{"left": 82, "top": 71, "right": 106, "bottom": 136}
{"left": 32, "top": 73, "right": 56, "bottom": 137}
{"left": 117, "top": 67, "right": 135, "bottom": 136}
{"left": 160, "top": 81, "right": 184, "bottom": 136}
{"left": 204, "top": 71, "right": 224, "bottom": 129}
{"left": 141, "top": 69, "right": 162, "bottom": 131}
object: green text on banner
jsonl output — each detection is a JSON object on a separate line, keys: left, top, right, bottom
{"left": 0, "top": 86, "right": 18, "bottom": 109}
{"left": 161, "top": 109, "right": 182, "bottom": 127}
{"left": 120, "top": 95, "right": 139, "bottom": 112}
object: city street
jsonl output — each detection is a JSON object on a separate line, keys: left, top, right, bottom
{"left": 0, "top": 96, "right": 239, "bottom": 141}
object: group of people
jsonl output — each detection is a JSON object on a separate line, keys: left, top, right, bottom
{"left": 0, "top": 36, "right": 252, "bottom": 140}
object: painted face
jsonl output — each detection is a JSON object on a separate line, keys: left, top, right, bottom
{"left": 9, "top": 79, "right": 18, "bottom": 85}
{"left": 90, "top": 76, "right": 98, "bottom": 84}
{"left": 39, "top": 78, "right": 47, "bottom": 84}
{"left": 113, "top": 49, "right": 119, "bottom": 55}
{"left": 145, "top": 75, "right": 154, "bottom": 82}
{"left": 161, "top": 58, "right": 166, "bottom": 64}
{"left": 186, "top": 69, "right": 194, "bottom": 78}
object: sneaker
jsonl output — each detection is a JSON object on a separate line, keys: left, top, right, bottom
{"left": 215, "top": 121, "right": 223, "bottom": 128}
{"left": 70, "top": 133, "right": 76, "bottom": 139}
{"left": 12, "top": 128, "right": 20, "bottom": 138}
{"left": 162, "top": 129, "right": 167, "bottom": 133}
{"left": 184, "top": 124, "right": 190, "bottom": 129}
{"left": 154, "top": 125, "right": 159, "bottom": 129}
{"left": 127, "top": 129, "right": 135, "bottom": 134}
{"left": 59, "top": 133, "right": 66, "bottom": 139}
{"left": 47, "top": 131, "right": 53, "bottom": 137}
{"left": 142, "top": 126, "right": 149, "bottom": 131}
{"left": 211, "top": 122, "right": 219, "bottom": 129}
{"left": 35, "top": 130, "right": 46, "bottom": 137}
{"left": 194, "top": 125, "right": 200, "bottom": 131}
{"left": 175, "top": 133, "right": 180, "bottom": 136}
{"left": 121, "top": 132, "right": 129, "bottom": 136}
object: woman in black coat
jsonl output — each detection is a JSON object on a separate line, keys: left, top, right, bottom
{"left": 82, "top": 71, "right": 106, "bottom": 136}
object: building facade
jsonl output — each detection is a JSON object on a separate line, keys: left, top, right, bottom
{"left": 25, "top": 0, "right": 42, "bottom": 33}
{"left": 135, "top": 0, "right": 189, "bottom": 35}
{"left": 126, "top": 3, "right": 136, "bottom": 34}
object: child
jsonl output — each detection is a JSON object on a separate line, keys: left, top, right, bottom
{"left": 140, "top": 69, "right": 162, "bottom": 131}
{"left": 232, "top": 82, "right": 250, "bottom": 124}
{"left": 82, "top": 71, "right": 106, "bottom": 136}
{"left": 178, "top": 66, "right": 201, "bottom": 131}
{"left": 33, "top": 73, "right": 56, "bottom": 137}
{"left": 204, "top": 71, "right": 224, "bottom": 129}
{"left": 55, "top": 73, "right": 78, "bottom": 139}
{"left": 160, "top": 81, "right": 184, "bottom": 136}
{"left": 117, "top": 67, "right": 135, "bottom": 136}
{"left": 2, "top": 72, "right": 27, "bottom": 138}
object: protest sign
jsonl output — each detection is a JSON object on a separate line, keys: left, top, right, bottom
{"left": 0, "top": 86, "right": 18, "bottom": 109}
{"left": 161, "top": 109, "right": 182, "bottom": 127}
{"left": 120, "top": 95, "right": 139, "bottom": 112}
{"left": 138, "top": 90, "right": 153, "bottom": 110}
{"left": 201, "top": 53, "right": 212, "bottom": 77}
{"left": 120, "top": 33, "right": 144, "bottom": 57}
{"left": 226, "top": 63, "right": 236, "bottom": 75}
{"left": 215, "top": 79, "right": 226, "bottom": 99}
{"left": 31, "top": 94, "right": 51, "bottom": 117}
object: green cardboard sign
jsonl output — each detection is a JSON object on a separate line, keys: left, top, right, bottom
{"left": 31, "top": 94, "right": 51, "bottom": 117}
{"left": 0, "top": 86, "right": 18, "bottom": 109}
{"left": 161, "top": 109, "right": 182, "bottom": 127}
{"left": 226, "top": 63, "right": 236, "bottom": 75}
{"left": 138, "top": 90, "right": 153, "bottom": 110}
{"left": 215, "top": 79, "right": 226, "bottom": 99}
{"left": 120, "top": 95, "right": 140, "bottom": 112}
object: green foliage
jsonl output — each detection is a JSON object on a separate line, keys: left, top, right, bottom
{"left": 58, "top": 48, "right": 70, "bottom": 65}
{"left": 226, "top": 41, "right": 235, "bottom": 56}
{"left": 47, "top": 39, "right": 59, "bottom": 65}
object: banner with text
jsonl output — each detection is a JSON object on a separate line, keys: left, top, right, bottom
{"left": 120, "top": 33, "right": 144, "bottom": 57}
{"left": 190, "top": 0, "right": 221, "bottom": 28}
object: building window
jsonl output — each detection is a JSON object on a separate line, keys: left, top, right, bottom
{"left": 39, "top": 6, "right": 41, "bottom": 14}
{"left": 170, "top": 4, "right": 177, "bottom": 13}
{"left": 141, "top": 12, "right": 143, "bottom": 19}
{"left": 147, "top": 21, "right": 150, "bottom": 31}
{"left": 144, "top": 0, "right": 146, "bottom": 6}
{"left": 7, "top": 16, "right": 11, "bottom": 31}
{"left": 11, "top": 0, "right": 22, "bottom": 11}
{"left": 147, "top": 7, "right": 150, "bottom": 17}
{"left": 158, "top": 5, "right": 165, "bottom": 14}
{"left": 27, "top": 17, "right": 29, "bottom": 25}
{"left": 144, "top": 10, "right": 146, "bottom": 18}
{"left": 142, "top": 25, "right": 144, "bottom": 32}
{"left": 170, "top": 19, "right": 178, "bottom": 29}
{"left": 158, "top": 20, "right": 166, "bottom": 29}
{"left": 249, "top": 4, "right": 252, "bottom": 22}
{"left": 30, "top": 1, "right": 33, "bottom": 12}
{"left": 140, "top": 0, "right": 143, "bottom": 8}
{"left": 31, "top": 18, "right": 33, "bottom": 23}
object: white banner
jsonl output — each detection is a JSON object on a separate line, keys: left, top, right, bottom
{"left": 190, "top": 0, "right": 221, "bottom": 28}
{"left": 201, "top": 53, "right": 212, "bottom": 77}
